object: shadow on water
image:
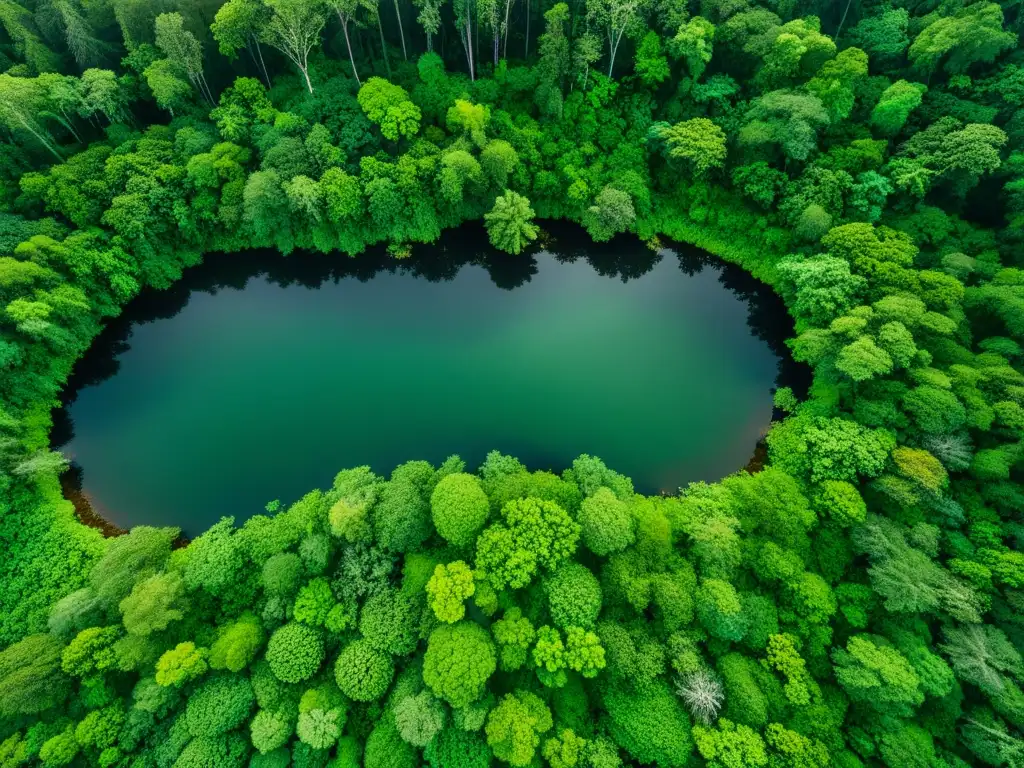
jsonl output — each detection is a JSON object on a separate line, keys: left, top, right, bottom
{"left": 52, "top": 220, "right": 810, "bottom": 527}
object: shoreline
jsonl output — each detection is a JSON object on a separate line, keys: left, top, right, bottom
{"left": 60, "top": 467, "right": 191, "bottom": 546}
{"left": 60, "top": 468, "right": 127, "bottom": 539}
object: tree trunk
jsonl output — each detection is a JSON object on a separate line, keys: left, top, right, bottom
{"left": 378, "top": 14, "right": 392, "bottom": 78}
{"left": 246, "top": 41, "right": 271, "bottom": 88}
{"left": 608, "top": 26, "right": 623, "bottom": 77}
{"left": 524, "top": 0, "right": 530, "bottom": 58}
{"left": 338, "top": 14, "right": 361, "bottom": 84}
{"left": 14, "top": 111, "right": 62, "bottom": 160}
{"left": 301, "top": 64, "right": 314, "bottom": 93}
{"left": 198, "top": 72, "right": 216, "bottom": 106}
{"left": 253, "top": 38, "right": 272, "bottom": 88}
{"left": 56, "top": 110, "right": 82, "bottom": 142}
{"left": 465, "top": 12, "right": 475, "bottom": 79}
{"left": 835, "top": 0, "right": 853, "bottom": 42}
{"left": 393, "top": 0, "right": 408, "bottom": 59}
{"left": 502, "top": 0, "right": 512, "bottom": 58}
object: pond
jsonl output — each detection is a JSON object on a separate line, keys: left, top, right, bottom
{"left": 54, "top": 223, "right": 806, "bottom": 536}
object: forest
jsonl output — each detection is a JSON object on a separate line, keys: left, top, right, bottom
{"left": 1, "top": 0, "right": 1024, "bottom": 763}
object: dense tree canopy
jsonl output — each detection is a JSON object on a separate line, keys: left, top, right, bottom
{"left": 0, "top": 0, "right": 1023, "bottom": 764}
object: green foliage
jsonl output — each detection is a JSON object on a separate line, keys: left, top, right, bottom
{"left": 119, "top": 571, "right": 186, "bottom": 636}
{"left": 394, "top": 691, "right": 446, "bottom": 747}
{"left": 423, "top": 622, "right": 496, "bottom": 707}
{"left": 185, "top": 674, "right": 256, "bottom": 737}
{"left": 334, "top": 638, "right": 394, "bottom": 701}
{"left": 485, "top": 690, "right": 553, "bottom": 766}
{"left": 365, "top": 717, "right": 417, "bottom": 768}
{"left": 360, "top": 588, "right": 418, "bottom": 655}
{"left": 492, "top": 607, "right": 536, "bottom": 671}
{"left": 373, "top": 478, "right": 432, "bottom": 553}
{"left": 649, "top": 118, "right": 728, "bottom": 177}
{"left": 250, "top": 709, "right": 293, "bottom": 754}
{"left": 60, "top": 624, "right": 116, "bottom": 678}
{"left": 583, "top": 186, "right": 636, "bottom": 242}
{"left": 546, "top": 563, "right": 602, "bottom": 630}
{"left": 89, "top": 526, "right": 177, "bottom": 606}
{"left": 564, "top": 626, "right": 606, "bottom": 678}
{"left": 293, "top": 578, "right": 338, "bottom": 628}
{"left": 155, "top": 641, "right": 209, "bottom": 687}
{"left": 210, "top": 614, "right": 265, "bottom": 672}
{"left": 2, "top": 4, "right": 1024, "bottom": 767}
{"left": 603, "top": 680, "right": 693, "bottom": 768}
{"left": 357, "top": 79, "right": 422, "bottom": 141}
{"left": 693, "top": 718, "right": 767, "bottom": 768}
{"left": 476, "top": 498, "right": 580, "bottom": 589}
{"left": 0, "top": 634, "right": 67, "bottom": 716}
{"left": 871, "top": 81, "right": 926, "bottom": 137}
{"left": 266, "top": 623, "right": 324, "bottom": 683}
{"left": 485, "top": 191, "right": 539, "bottom": 255}
{"left": 431, "top": 473, "right": 490, "bottom": 546}
{"left": 578, "top": 487, "right": 634, "bottom": 556}
{"left": 833, "top": 635, "right": 923, "bottom": 716}
{"left": 262, "top": 553, "right": 303, "bottom": 597}
{"left": 426, "top": 561, "right": 475, "bottom": 623}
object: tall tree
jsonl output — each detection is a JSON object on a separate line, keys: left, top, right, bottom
{"left": 535, "top": 3, "right": 569, "bottom": 116}
{"left": 211, "top": 0, "right": 273, "bottom": 88}
{"left": 391, "top": 0, "right": 408, "bottom": 60}
{"left": 571, "top": 30, "right": 601, "bottom": 89}
{"left": 325, "top": 0, "right": 366, "bottom": 84}
{"left": 586, "top": 0, "right": 648, "bottom": 77}
{"left": 35, "top": 0, "right": 108, "bottom": 69}
{"left": 261, "top": 0, "right": 327, "bottom": 93}
{"left": 37, "top": 72, "right": 85, "bottom": 141}
{"left": 413, "top": 0, "right": 442, "bottom": 51}
{"left": 109, "top": 0, "right": 167, "bottom": 49}
{"left": 0, "top": 0, "right": 62, "bottom": 73}
{"left": 79, "top": 68, "right": 130, "bottom": 124}
{"left": 649, "top": 118, "right": 728, "bottom": 176}
{"left": 454, "top": 0, "right": 475, "bottom": 79}
{"left": 479, "top": 0, "right": 500, "bottom": 66}
{"left": 364, "top": 0, "right": 392, "bottom": 78}
{"left": 0, "top": 74, "right": 63, "bottom": 159}
{"left": 154, "top": 12, "right": 215, "bottom": 106}
{"left": 143, "top": 58, "right": 192, "bottom": 116}
{"left": 500, "top": 0, "right": 514, "bottom": 58}
{"left": 670, "top": 16, "right": 714, "bottom": 80}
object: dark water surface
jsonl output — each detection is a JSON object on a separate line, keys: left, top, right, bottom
{"left": 55, "top": 224, "right": 806, "bottom": 535}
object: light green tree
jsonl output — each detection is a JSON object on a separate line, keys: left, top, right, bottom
{"left": 485, "top": 191, "right": 539, "bottom": 255}
{"left": 262, "top": 0, "right": 327, "bottom": 93}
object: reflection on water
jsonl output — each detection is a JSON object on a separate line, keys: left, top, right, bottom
{"left": 54, "top": 222, "right": 809, "bottom": 534}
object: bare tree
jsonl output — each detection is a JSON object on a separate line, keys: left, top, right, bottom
{"left": 675, "top": 670, "right": 724, "bottom": 725}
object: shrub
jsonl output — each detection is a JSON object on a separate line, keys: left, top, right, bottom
{"left": 265, "top": 623, "right": 324, "bottom": 683}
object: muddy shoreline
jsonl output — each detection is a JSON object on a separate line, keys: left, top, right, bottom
{"left": 61, "top": 464, "right": 190, "bottom": 546}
